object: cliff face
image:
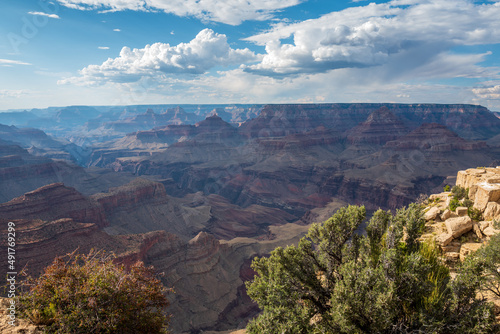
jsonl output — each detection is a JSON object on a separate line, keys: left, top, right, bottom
{"left": 385, "top": 123, "right": 487, "bottom": 151}
{"left": 346, "top": 107, "right": 409, "bottom": 145}
{"left": 100, "top": 104, "right": 500, "bottom": 215}
{"left": 239, "top": 103, "right": 500, "bottom": 140}
{"left": 91, "top": 178, "right": 167, "bottom": 212}
{"left": 145, "top": 224, "right": 310, "bottom": 332}
{"left": 0, "top": 183, "right": 108, "bottom": 227}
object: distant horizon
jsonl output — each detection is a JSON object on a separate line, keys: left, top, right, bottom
{"left": 2, "top": 0, "right": 500, "bottom": 111}
{"left": 1, "top": 101, "right": 498, "bottom": 114}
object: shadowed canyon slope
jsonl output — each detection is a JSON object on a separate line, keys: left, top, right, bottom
{"left": 2, "top": 103, "right": 500, "bottom": 333}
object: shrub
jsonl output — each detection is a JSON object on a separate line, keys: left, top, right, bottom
{"left": 18, "top": 250, "right": 170, "bottom": 334}
{"left": 449, "top": 197, "right": 461, "bottom": 212}
{"left": 246, "top": 204, "right": 498, "bottom": 333}
{"left": 451, "top": 185, "right": 469, "bottom": 201}
{"left": 443, "top": 185, "right": 451, "bottom": 192}
{"left": 468, "top": 207, "right": 483, "bottom": 221}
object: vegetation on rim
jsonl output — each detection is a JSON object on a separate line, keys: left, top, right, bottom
{"left": 16, "top": 250, "right": 171, "bottom": 334}
{"left": 246, "top": 204, "right": 499, "bottom": 333}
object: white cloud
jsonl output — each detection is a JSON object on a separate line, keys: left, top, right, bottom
{"left": 0, "top": 89, "right": 28, "bottom": 98}
{"left": 113, "top": 28, "right": 121, "bottom": 32}
{"left": 55, "top": 0, "right": 304, "bottom": 25}
{"left": 243, "top": 0, "right": 500, "bottom": 77}
{"left": 473, "top": 84, "right": 500, "bottom": 100}
{"left": 28, "top": 11, "right": 61, "bottom": 19}
{"left": 0, "top": 59, "right": 32, "bottom": 66}
{"left": 98, "top": 46, "right": 110, "bottom": 49}
{"left": 60, "top": 29, "right": 258, "bottom": 86}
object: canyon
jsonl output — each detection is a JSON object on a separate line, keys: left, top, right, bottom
{"left": 1, "top": 103, "right": 500, "bottom": 333}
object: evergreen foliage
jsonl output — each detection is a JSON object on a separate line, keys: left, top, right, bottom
{"left": 246, "top": 204, "right": 497, "bottom": 333}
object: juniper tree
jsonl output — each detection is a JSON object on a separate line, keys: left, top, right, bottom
{"left": 246, "top": 204, "right": 497, "bottom": 334}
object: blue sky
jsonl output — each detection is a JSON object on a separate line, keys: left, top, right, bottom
{"left": 1, "top": 0, "right": 500, "bottom": 111}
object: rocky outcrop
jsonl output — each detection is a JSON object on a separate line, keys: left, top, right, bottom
{"left": 0, "top": 183, "right": 108, "bottom": 227}
{"left": 0, "top": 216, "right": 165, "bottom": 279}
{"left": 145, "top": 223, "right": 310, "bottom": 332}
{"left": 456, "top": 167, "right": 500, "bottom": 211}
{"left": 346, "top": 107, "right": 409, "bottom": 145}
{"left": 423, "top": 167, "right": 500, "bottom": 269}
{"left": 91, "top": 178, "right": 167, "bottom": 212}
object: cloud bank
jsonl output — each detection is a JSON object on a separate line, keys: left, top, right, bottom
{"left": 243, "top": 0, "right": 500, "bottom": 76}
{"left": 55, "top": 0, "right": 304, "bottom": 25}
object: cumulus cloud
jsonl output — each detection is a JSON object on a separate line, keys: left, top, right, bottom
{"left": 55, "top": 0, "right": 304, "bottom": 25}
{"left": 60, "top": 29, "right": 258, "bottom": 86}
{"left": 243, "top": 0, "right": 500, "bottom": 77}
{"left": 28, "top": 11, "right": 61, "bottom": 19}
{"left": 473, "top": 85, "right": 500, "bottom": 100}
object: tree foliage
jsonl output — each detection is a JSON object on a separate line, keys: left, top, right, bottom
{"left": 246, "top": 204, "right": 497, "bottom": 334}
{"left": 18, "top": 250, "right": 171, "bottom": 334}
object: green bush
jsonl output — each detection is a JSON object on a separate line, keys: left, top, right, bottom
{"left": 246, "top": 204, "right": 498, "bottom": 334}
{"left": 451, "top": 185, "right": 469, "bottom": 201}
{"left": 18, "top": 250, "right": 171, "bottom": 334}
{"left": 468, "top": 207, "right": 483, "bottom": 222}
{"left": 449, "top": 197, "right": 461, "bottom": 211}
{"left": 443, "top": 185, "right": 451, "bottom": 192}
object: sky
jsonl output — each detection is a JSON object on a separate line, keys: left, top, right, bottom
{"left": 1, "top": 0, "right": 500, "bottom": 111}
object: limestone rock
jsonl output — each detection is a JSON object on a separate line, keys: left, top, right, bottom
{"left": 424, "top": 207, "right": 441, "bottom": 221}
{"left": 473, "top": 223, "right": 483, "bottom": 239}
{"left": 429, "top": 193, "right": 452, "bottom": 209}
{"left": 483, "top": 226, "right": 500, "bottom": 237}
{"left": 460, "top": 243, "right": 483, "bottom": 261}
{"left": 484, "top": 202, "right": 500, "bottom": 221}
{"left": 441, "top": 209, "right": 451, "bottom": 221}
{"left": 479, "top": 220, "right": 491, "bottom": 232}
{"left": 445, "top": 216, "right": 472, "bottom": 238}
{"left": 456, "top": 206, "right": 468, "bottom": 217}
{"left": 473, "top": 182, "right": 500, "bottom": 211}
{"left": 436, "top": 233, "right": 453, "bottom": 247}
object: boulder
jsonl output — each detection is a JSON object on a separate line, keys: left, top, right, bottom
{"left": 445, "top": 216, "right": 472, "bottom": 238}
{"left": 455, "top": 206, "right": 468, "bottom": 217}
{"left": 484, "top": 202, "right": 500, "bottom": 221}
{"left": 473, "top": 182, "right": 500, "bottom": 211}
{"left": 479, "top": 220, "right": 490, "bottom": 232}
{"left": 440, "top": 209, "right": 451, "bottom": 221}
{"left": 429, "top": 193, "right": 451, "bottom": 208}
{"left": 460, "top": 243, "right": 483, "bottom": 261}
{"left": 436, "top": 233, "right": 453, "bottom": 247}
{"left": 472, "top": 223, "right": 483, "bottom": 239}
{"left": 424, "top": 207, "right": 441, "bottom": 221}
{"left": 482, "top": 226, "right": 500, "bottom": 237}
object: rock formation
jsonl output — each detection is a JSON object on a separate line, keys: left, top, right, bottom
{"left": 423, "top": 167, "right": 500, "bottom": 266}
